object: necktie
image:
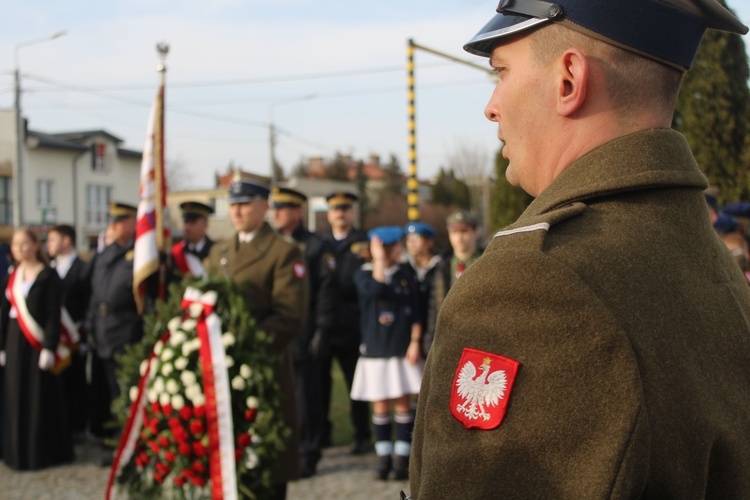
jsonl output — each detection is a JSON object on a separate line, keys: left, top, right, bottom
{"left": 456, "top": 261, "right": 466, "bottom": 279}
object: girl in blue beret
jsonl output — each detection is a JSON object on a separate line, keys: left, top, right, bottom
{"left": 351, "top": 228, "right": 423, "bottom": 481}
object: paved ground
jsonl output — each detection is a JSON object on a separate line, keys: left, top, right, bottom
{"left": 0, "top": 440, "right": 410, "bottom": 499}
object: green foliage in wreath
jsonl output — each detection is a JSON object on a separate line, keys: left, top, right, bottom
{"left": 113, "top": 277, "right": 290, "bottom": 499}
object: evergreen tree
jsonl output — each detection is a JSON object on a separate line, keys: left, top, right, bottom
{"left": 674, "top": 5, "right": 750, "bottom": 203}
{"left": 430, "top": 169, "right": 471, "bottom": 209}
{"left": 383, "top": 154, "right": 404, "bottom": 196}
{"left": 489, "top": 148, "right": 533, "bottom": 231}
{"left": 327, "top": 152, "right": 350, "bottom": 181}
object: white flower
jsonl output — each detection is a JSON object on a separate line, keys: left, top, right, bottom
{"left": 192, "top": 393, "right": 206, "bottom": 407}
{"left": 161, "top": 363, "right": 173, "bottom": 377}
{"left": 225, "top": 356, "right": 235, "bottom": 368}
{"left": 181, "top": 370, "right": 197, "bottom": 386}
{"left": 245, "top": 448, "right": 259, "bottom": 469}
{"left": 188, "top": 302, "right": 204, "bottom": 318}
{"left": 174, "top": 357, "right": 189, "bottom": 370}
{"left": 169, "top": 331, "right": 187, "bottom": 347}
{"left": 246, "top": 396, "right": 258, "bottom": 409}
{"left": 154, "top": 340, "right": 164, "bottom": 356}
{"left": 168, "top": 316, "right": 182, "bottom": 333}
{"left": 222, "top": 333, "right": 235, "bottom": 347}
{"left": 148, "top": 359, "right": 159, "bottom": 380}
{"left": 147, "top": 388, "right": 158, "bottom": 403}
{"left": 139, "top": 360, "right": 149, "bottom": 376}
{"left": 251, "top": 432, "right": 263, "bottom": 444}
{"left": 159, "top": 392, "right": 171, "bottom": 406}
{"left": 181, "top": 339, "right": 200, "bottom": 357}
{"left": 181, "top": 319, "right": 197, "bottom": 332}
{"left": 231, "top": 376, "right": 246, "bottom": 391}
{"left": 185, "top": 384, "right": 202, "bottom": 402}
{"left": 239, "top": 364, "right": 252, "bottom": 379}
{"left": 166, "top": 379, "right": 179, "bottom": 395}
{"left": 153, "top": 377, "right": 165, "bottom": 394}
{"left": 160, "top": 347, "right": 174, "bottom": 361}
{"left": 171, "top": 394, "right": 185, "bottom": 410}
{"left": 129, "top": 386, "right": 139, "bottom": 402}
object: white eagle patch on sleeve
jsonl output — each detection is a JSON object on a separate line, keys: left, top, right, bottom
{"left": 455, "top": 358, "right": 508, "bottom": 421}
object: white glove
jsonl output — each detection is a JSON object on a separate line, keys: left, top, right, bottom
{"left": 38, "top": 349, "right": 55, "bottom": 371}
{"left": 0, "top": 351, "right": 5, "bottom": 366}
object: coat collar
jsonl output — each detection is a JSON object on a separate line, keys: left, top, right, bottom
{"left": 521, "top": 129, "right": 707, "bottom": 220}
{"left": 228, "top": 221, "right": 276, "bottom": 272}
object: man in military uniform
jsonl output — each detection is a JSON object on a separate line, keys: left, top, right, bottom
{"left": 410, "top": 1, "right": 750, "bottom": 497}
{"left": 47, "top": 224, "right": 91, "bottom": 443}
{"left": 271, "top": 186, "right": 337, "bottom": 478}
{"left": 318, "top": 191, "right": 372, "bottom": 454}
{"left": 206, "top": 178, "right": 307, "bottom": 499}
{"left": 85, "top": 202, "right": 142, "bottom": 445}
{"left": 423, "top": 210, "right": 482, "bottom": 356}
{"left": 171, "top": 201, "right": 214, "bottom": 279}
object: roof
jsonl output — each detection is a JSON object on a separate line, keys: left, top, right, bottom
{"left": 27, "top": 130, "right": 88, "bottom": 152}
{"left": 50, "top": 130, "right": 124, "bottom": 145}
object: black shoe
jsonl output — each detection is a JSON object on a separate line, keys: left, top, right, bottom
{"left": 375, "top": 455, "right": 392, "bottom": 481}
{"left": 351, "top": 438, "right": 373, "bottom": 455}
{"left": 393, "top": 454, "right": 409, "bottom": 481}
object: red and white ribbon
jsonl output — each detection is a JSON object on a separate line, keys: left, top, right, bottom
{"left": 172, "top": 242, "right": 207, "bottom": 278}
{"left": 6, "top": 268, "right": 70, "bottom": 363}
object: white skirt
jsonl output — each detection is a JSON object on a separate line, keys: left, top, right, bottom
{"left": 350, "top": 356, "right": 424, "bottom": 402}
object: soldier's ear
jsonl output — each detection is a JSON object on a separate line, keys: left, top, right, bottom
{"left": 556, "top": 47, "right": 588, "bottom": 117}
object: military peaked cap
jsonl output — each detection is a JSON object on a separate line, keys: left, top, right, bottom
{"left": 228, "top": 174, "right": 270, "bottom": 204}
{"left": 270, "top": 186, "right": 308, "bottom": 208}
{"left": 109, "top": 201, "right": 137, "bottom": 221}
{"left": 446, "top": 209, "right": 478, "bottom": 229}
{"left": 464, "top": 0, "right": 748, "bottom": 70}
{"left": 326, "top": 191, "right": 358, "bottom": 209}
{"left": 179, "top": 201, "right": 214, "bottom": 221}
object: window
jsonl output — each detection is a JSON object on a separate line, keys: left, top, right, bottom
{"left": 86, "top": 185, "right": 111, "bottom": 228}
{"left": 37, "top": 180, "right": 53, "bottom": 208}
{"left": 0, "top": 177, "right": 12, "bottom": 225}
{"left": 92, "top": 143, "right": 110, "bottom": 172}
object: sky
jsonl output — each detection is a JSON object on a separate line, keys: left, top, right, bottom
{"left": 2, "top": 0, "right": 750, "bottom": 191}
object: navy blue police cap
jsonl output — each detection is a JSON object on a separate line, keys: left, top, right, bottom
{"left": 722, "top": 201, "right": 750, "bottom": 218}
{"left": 713, "top": 213, "right": 739, "bottom": 233}
{"left": 464, "top": 0, "right": 748, "bottom": 70}
{"left": 326, "top": 191, "right": 358, "bottom": 209}
{"left": 270, "top": 186, "right": 307, "bottom": 209}
{"left": 404, "top": 221, "right": 436, "bottom": 239}
{"left": 180, "top": 201, "right": 214, "bottom": 221}
{"left": 228, "top": 174, "right": 270, "bottom": 204}
{"left": 368, "top": 226, "right": 404, "bottom": 246}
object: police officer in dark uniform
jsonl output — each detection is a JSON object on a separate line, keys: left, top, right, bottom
{"left": 319, "top": 191, "right": 372, "bottom": 454}
{"left": 171, "top": 201, "right": 214, "bottom": 279}
{"left": 85, "top": 202, "right": 142, "bottom": 445}
{"left": 271, "top": 186, "right": 337, "bottom": 478}
{"left": 410, "top": 0, "right": 750, "bottom": 497}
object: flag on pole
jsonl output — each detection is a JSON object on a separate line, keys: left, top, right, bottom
{"left": 133, "top": 82, "right": 169, "bottom": 313}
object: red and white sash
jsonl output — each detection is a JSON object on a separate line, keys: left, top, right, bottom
{"left": 6, "top": 268, "right": 71, "bottom": 367}
{"left": 172, "top": 241, "right": 207, "bottom": 278}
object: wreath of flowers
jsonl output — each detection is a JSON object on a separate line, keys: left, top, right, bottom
{"left": 111, "top": 279, "right": 290, "bottom": 499}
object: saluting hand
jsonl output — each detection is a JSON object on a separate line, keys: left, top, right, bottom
{"left": 38, "top": 348, "right": 55, "bottom": 371}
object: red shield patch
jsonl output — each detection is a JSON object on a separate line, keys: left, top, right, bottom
{"left": 293, "top": 262, "right": 305, "bottom": 279}
{"left": 450, "top": 347, "right": 520, "bottom": 430}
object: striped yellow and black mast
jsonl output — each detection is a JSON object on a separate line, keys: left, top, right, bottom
{"left": 406, "top": 39, "right": 419, "bottom": 221}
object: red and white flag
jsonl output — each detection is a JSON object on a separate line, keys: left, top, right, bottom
{"left": 133, "top": 82, "right": 169, "bottom": 312}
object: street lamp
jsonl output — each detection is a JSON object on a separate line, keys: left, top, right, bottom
{"left": 14, "top": 30, "right": 67, "bottom": 227}
{"left": 268, "top": 93, "right": 317, "bottom": 187}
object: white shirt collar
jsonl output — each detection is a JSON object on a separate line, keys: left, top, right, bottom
{"left": 54, "top": 251, "right": 77, "bottom": 279}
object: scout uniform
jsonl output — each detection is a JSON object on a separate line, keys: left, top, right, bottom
{"left": 171, "top": 201, "right": 214, "bottom": 278}
{"left": 318, "top": 191, "right": 372, "bottom": 453}
{"left": 270, "top": 186, "right": 337, "bottom": 478}
{"left": 410, "top": 0, "right": 750, "bottom": 497}
{"left": 206, "top": 179, "right": 307, "bottom": 488}
{"left": 402, "top": 222, "right": 441, "bottom": 346}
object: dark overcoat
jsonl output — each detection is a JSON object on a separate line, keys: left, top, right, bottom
{"left": 411, "top": 130, "right": 750, "bottom": 498}
{"left": 206, "top": 221, "right": 308, "bottom": 484}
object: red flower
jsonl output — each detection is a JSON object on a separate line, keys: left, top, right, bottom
{"left": 191, "top": 460, "right": 206, "bottom": 473}
{"left": 156, "top": 462, "right": 170, "bottom": 475}
{"left": 162, "top": 403, "right": 173, "bottom": 416}
{"left": 165, "top": 451, "right": 176, "bottom": 463}
{"left": 234, "top": 448, "right": 243, "bottom": 461}
{"left": 192, "top": 441, "right": 207, "bottom": 457}
{"left": 149, "top": 441, "right": 160, "bottom": 454}
{"left": 148, "top": 419, "right": 159, "bottom": 435}
{"left": 151, "top": 402, "right": 160, "bottom": 414}
{"left": 139, "top": 452, "right": 150, "bottom": 464}
{"left": 244, "top": 408, "right": 258, "bottom": 422}
{"left": 135, "top": 456, "right": 143, "bottom": 467}
{"left": 189, "top": 475, "right": 207, "bottom": 487}
{"left": 173, "top": 426, "right": 188, "bottom": 443}
{"left": 179, "top": 406, "right": 193, "bottom": 421}
{"left": 158, "top": 435, "right": 170, "bottom": 448}
{"left": 237, "top": 433, "right": 251, "bottom": 448}
{"left": 189, "top": 419, "right": 205, "bottom": 435}
{"left": 154, "top": 472, "right": 164, "bottom": 484}
{"left": 194, "top": 406, "right": 206, "bottom": 418}
{"left": 178, "top": 442, "right": 192, "bottom": 456}
{"left": 174, "top": 476, "right": 186, "bottom": 487}
{"left": 168, "top": 417, "right": 181, "bottom": 429}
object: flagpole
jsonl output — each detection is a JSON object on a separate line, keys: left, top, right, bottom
{"left": 155, "top": 42, "right": 169, "bottom": 301}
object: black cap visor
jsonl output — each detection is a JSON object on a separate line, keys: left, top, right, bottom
{"left": 464, "top": 13, "right": 549, "bottom": 57}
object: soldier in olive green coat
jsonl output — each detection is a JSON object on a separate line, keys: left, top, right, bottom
{"left": 206, "top": 176, "right": 307, "bottom": 498}
{"left": 410, "top": 1, "right": 750, "bottom": 498}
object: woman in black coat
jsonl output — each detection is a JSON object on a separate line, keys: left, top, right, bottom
{"left": 0, "top": 228, "right": 73, "bottom": 470}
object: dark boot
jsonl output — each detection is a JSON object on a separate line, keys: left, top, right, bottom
{"left": 393, "top": 454, "right": 409, "bottom": 481}
{"left": 375, "top": 454, "right": 392, "bottom": 481}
